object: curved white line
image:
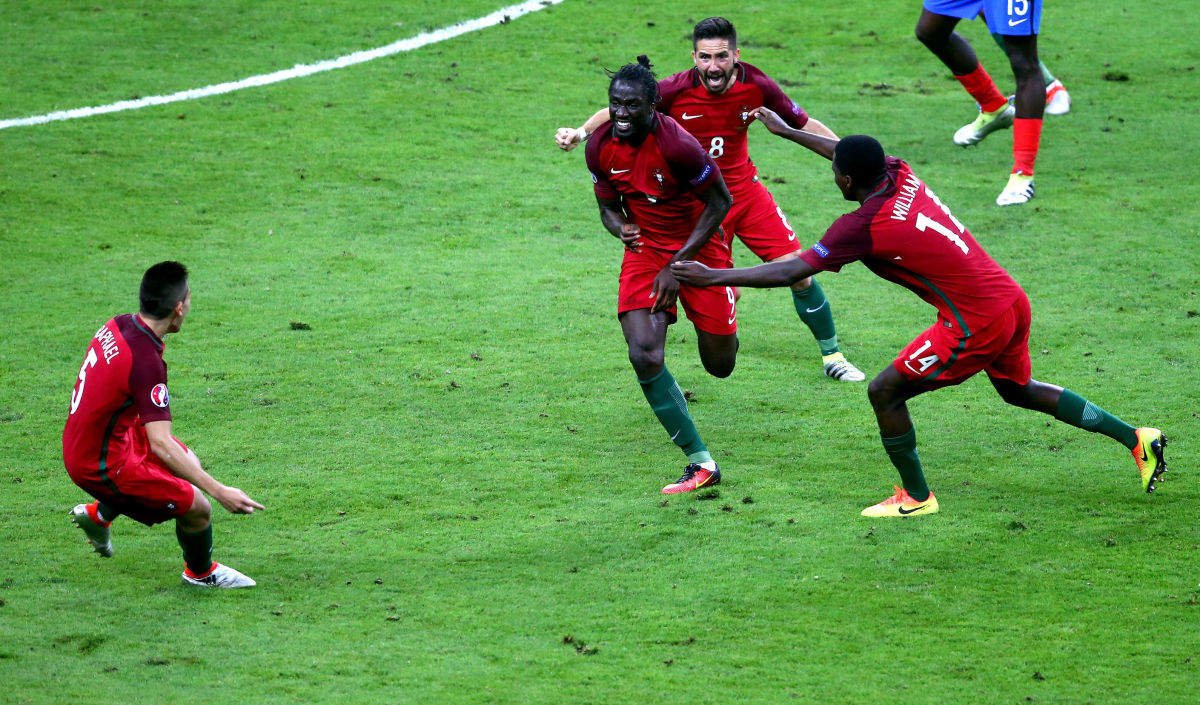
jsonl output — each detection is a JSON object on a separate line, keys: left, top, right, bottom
{"left": 0, "top": 0, "right": 562, "bottom": 131}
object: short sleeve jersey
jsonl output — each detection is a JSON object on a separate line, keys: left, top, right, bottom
{"left": 799, "top": 158, "right": 1024, "bottom": 337}
{"left": 63, "top": 314, "right": 172, "bottom": 477}
{"left": 585, "top": 114, "right": 720, "bottom": 251}
{"left": 657, "top": 62, "right": 808, "bottom": 189}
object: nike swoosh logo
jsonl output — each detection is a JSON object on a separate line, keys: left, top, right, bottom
{"left": 898, "top": 504, "right": 927, "bottom": 515}
{"left": 788, "top": 233, "right": 796, "bottom": 241}
{"left": 681, "top": 113, "right": 703, "bottom": 120}
{"left": 610, "top": 168, "right": 630, "bottom": 174}
{"left": 805, "top": 301, "right": 827, "bottom": 314}
{"left": 1008, "top": 17, "right": 1028, "bottom": 26}
{"left": 670, "top": 429, "right": 682, "bottom": 441}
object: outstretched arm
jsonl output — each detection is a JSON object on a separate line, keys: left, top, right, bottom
{"left": 144, "top": 420, "right": 264, "bottom": 514}
{"left": 752, "top": 107, "right": 840, "bottom": 161}
{"left": 672, "top": 255, "right": 818, "bottom": 289}
{"left": 801, "top": 116, "right": 838, "bottom": 139}
{"left": 555, "top": 108, "right": 611, "bottom": 151}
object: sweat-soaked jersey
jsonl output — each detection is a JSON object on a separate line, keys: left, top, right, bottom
{"left": 799, "top": 158, "right": 1024, "bottom": 337}
{"left": 657, "top": 62, "right": 808, "bottom": 189}
{"left": 63, "top": 314, "right": 171, "bottom": 479}
{"left": 585, "top": 114, "right": 721, "bottom": 251}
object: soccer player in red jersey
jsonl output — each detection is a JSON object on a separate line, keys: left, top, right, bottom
{"left": 557, "top": 17, "right": 865, "bottom": 383}
{"left": 672, "top": 111, "right": 1168, "bottom": 516}
{"left": 63, "top": 262, "right": 264, "bottom": 587}
{"left": 583, "top": 56, "right": 735, "bottom": 494}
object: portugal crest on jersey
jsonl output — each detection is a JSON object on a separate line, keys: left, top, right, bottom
{"left": 150, "top": 383, "right": 169, "bottom": 408}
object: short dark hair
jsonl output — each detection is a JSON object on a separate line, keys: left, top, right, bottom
{"left": 833, "top": 135, "right": 887, "bottom": 188}
{"left": 608, "top": 54, "right": 658, "bottom": 103}
{"left": 139, "top": 261, "right": 189, "bottom": 319}
{"left": 693, "top": 17, "right": 737, "bottom": 48}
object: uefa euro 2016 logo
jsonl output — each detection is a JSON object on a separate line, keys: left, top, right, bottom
{"left": 150, "top": 383, "right": 169, "bottom": 408}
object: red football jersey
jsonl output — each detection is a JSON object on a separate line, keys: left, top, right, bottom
{"left": 657, "top": 62, "right": 808, "bottom": 189}
{"left": 585, "top": 114, "right": 721, "bottom": 251}
{"left": 800, "top": 158, "right": 1025, "bottom": 337}
{"left": 63, "top": 314, "right": 172, "bottom": 478}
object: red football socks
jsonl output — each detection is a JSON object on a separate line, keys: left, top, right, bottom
{"left": 1012, "top": 117, "right": 1043, "bottom": 175}
{"left": 86, "top": 501, "right": 112, "bottom": 527}
{"left": 954, "top": 63, "right": 1009, "bottom": 114}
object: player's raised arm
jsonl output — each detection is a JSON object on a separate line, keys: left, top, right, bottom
{"left": 555, "top": 108, "right": 611, "bottom": 151}
{"left": 672, "top": 255, "right": 817, "bottom": 289}
{"left": 752, "top": 107, "right": 839, "bottom": 161}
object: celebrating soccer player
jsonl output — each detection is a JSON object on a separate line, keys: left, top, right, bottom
{"left": 557, "top": 17, "right": 865, "bottom": 383}
{"left": 63, "top": 262, "right": 263, "bottom": 586}
{"left": 583, "top": 55, "right": 736, "bottom": 494}
{"left": 671, "top": 111, "right": 1168, "bottom": 516}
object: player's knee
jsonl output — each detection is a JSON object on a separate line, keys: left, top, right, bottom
{"left": 179, "top": 490, "right": 212, "bottom": 531}
{"left": 993, "top": 378, "right": 1040, "bottom": 410}
{"left": 867, "top": 374, "right": 897, "bottom": 410}
{"left": 994, "top": 383, "right": 1024, "bottom": 407}
{"left": 702, "top": 356, "right": 736, "bottom": 379}
{"left": 914, "top": 19, "right": 941, "bottom": 47}
{"left": 790, "top": 276, "right": 814, "bottom": 291}
{"left": 627, "top": 344, "right": 664, "bottom": 378}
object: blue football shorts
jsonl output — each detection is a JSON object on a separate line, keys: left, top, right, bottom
{"left": 922, "top": 0, "right": 1041, "bottom": 36}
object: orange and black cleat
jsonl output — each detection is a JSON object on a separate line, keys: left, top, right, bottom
{"left": 662, "top": 462, "right": 721, "bottom": 495}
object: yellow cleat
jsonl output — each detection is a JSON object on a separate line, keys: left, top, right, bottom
{"left": 861, "top": 486, "right": 939, "bottom": 517}
{"left": 996, "top": 172, "right": 1035, "bottom": 206}
{"left": 1131, "top": 427, "right": 1168, "bottom": 493}
{"left": 953, "top": 103, "right": 1014, "bottom": 146}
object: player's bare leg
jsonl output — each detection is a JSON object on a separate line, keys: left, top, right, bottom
{"left": 917, "top": 10, "right": 1015, "bottom": 150}
{"left": 915, "top": 10, "right": 976, "bottom": 75}
{"left": 694, "top": 328, "right": 738, "bottom": 379}
{"left": 989, "top": 376, "right": 1166, "bottom": 492}
{"left": 996, "top": 34, "right": 1044, "bottom": 206}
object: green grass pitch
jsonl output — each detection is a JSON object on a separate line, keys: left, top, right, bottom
{"left": 1, "top": 1, "right": 1198, "bottom": 703}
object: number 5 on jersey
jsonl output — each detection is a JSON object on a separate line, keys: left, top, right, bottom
{"left": 70, "top": 347, "right": 99, "bottom": 414}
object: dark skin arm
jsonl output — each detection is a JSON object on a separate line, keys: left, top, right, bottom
{"left": 596, "top": 170, "right": 733, "bottom": 312}
{"left": 752, "top": 106, "right": 839, "bottom": 161}
{"left": 671, "top": 255, "right": 818, "bottom": 290}
{"left": 665, "top": 107, "right": 836, "bottom": 288}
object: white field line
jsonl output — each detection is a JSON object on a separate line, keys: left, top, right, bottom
{"left": 0, "top": 0, "right": 562, "bottom": 131}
